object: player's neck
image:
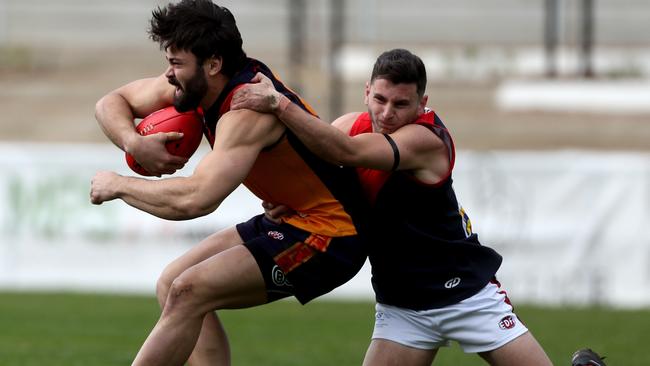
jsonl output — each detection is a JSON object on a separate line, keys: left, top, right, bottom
{"left": 201, "top": 74, "right": 229, "bottom": 109}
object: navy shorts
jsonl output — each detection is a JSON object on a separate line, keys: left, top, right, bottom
{"left": 236, "top": 214, "right": 367, "bottom": 304}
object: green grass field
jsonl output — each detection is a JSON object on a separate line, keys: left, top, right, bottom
{"left": 1, "top": 292, "right": 648, "bottom": 365}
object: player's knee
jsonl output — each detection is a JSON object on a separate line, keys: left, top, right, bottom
{"left": 155, "top": 264, "right": 178, "bottom": 306}
{"left": 155, "top": 276, "right": 172, "bottom": 307}
{"left": 163, "top": 270, "right": 208, "bottom": 315}
{"left": 162, "top": 277, "right": 195, "bottom": 316}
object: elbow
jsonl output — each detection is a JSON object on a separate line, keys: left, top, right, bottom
{"left": 95, "top": 92, "right": 129, "bottom": 120}
{"left": 176, "top": 197, "right": 214, "bottom": 220}
{"left": 312, "top": 139, "right": 358, "bottom": 167}
{"left": 95, "top": 93, "right": 122, "bottom": 123}
{"left": 328, "top": 146, "right": 359, "bottom": 167}
{"left": 175, "top": 185, "right": 219, "bottom": 219}
{"left": 165, "top": 174, "right": 222, "bottom": 220}
{"left": 330, "top": 156, "right": 350, "bottom": 167}
{"left": 94, "top": 96, "right": 107, "bottom": 121}
{"left": 314, "top": 151, "right": 346, "bottom": 166}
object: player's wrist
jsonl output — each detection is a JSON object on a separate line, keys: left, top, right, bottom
{"left": 276, "top": 94, "right": 291, "bottom": 119}
{"left": 123, "top": 132, "right": 141, "bottom": 155}
{"left": 115, "top": 175, "right": 133, "bottom": 201}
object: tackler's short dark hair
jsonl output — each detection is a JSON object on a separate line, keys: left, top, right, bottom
{"left": 371, "top": 49, "right": 427, "bottom": 97}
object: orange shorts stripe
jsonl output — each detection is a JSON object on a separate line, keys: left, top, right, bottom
{"left": 304, "top": 233, "right": 332, "bottom": 252}
{"left": 274, "top": 241, "right": 317, "bottom": 274}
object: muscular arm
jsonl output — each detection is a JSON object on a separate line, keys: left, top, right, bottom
{"left": 283, "top": 108, "right": 395, "bottom": 170}
{"left": 90, "top": 109, "right": 285, "bottom": 220}
{"left": 95, "top": 74, "right": 188, "bottom": 175}
{"left": 95, "top": 74, "right": 173, "bottom": 150}
{"left": 231, "top": 73, "right": 449, "bottom": 181}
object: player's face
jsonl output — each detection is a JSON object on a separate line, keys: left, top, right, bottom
{"left": 165, "top": 47, "right": 208, "bottom": 112}
{"left": 364, "top": 78, "right": 427, "bottom": 134}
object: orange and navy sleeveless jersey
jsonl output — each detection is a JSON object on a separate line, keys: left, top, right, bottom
{"left": 202, "top": 58, "right": 367, "bottom": 238}
{"left": 349, "top": 110, "right": 502, "bottom": 310}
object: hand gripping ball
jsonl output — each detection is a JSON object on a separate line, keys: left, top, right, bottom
{"left": 125, "top": 106, "right": 203, "bottom": 176}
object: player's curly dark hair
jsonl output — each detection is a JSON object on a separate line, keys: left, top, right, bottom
{"left": 148, "top": 0, "right": 247, "bottom": 77}
{"left": 371, "top": 49, "right": 427, "bottom": 98}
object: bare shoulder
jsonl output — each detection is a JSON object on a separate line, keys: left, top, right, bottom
{"left": 332, "top": 112, "right": 363, "bottom": 134}
{"left": 217, "top": 109, "right": 285, "bottom": 147}
{"left": 391, "top": 123, "right": 450, "bottom": 180}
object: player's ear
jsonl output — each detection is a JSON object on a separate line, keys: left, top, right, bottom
{"left": 419, "top": 94, "right": 428, "bottom": 113}
{"left": 206, "top": 56, "right": 223, "bottom": 76}
{"left": 363, "top": 81, "right": 371, "bottom": 105}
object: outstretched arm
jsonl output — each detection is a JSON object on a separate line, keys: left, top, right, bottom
{"left": 95, "top": 74, "right": 188, "bottom": 176}
{"left": 231, "top": 74, "right": 393, "bottom": 170}
{"left": 231, "top": 73, "right": 445, "bottom": 176}
{"left": 90, "top": 109, "right": 284, "bottom": 220}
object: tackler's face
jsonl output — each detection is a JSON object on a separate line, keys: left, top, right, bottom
{"left": 364, "top": 78, "right": 427, "bottom": 134}
{"left": 164, "top": 46, "right": 209, "bottom": 112}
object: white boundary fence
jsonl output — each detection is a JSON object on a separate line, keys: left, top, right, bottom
{"left": 1, "top": 143, "right": 648, "bottom": 307}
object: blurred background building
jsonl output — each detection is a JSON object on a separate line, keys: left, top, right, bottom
{"left": 0, "top": 0, "right": 648, "bottom": 306}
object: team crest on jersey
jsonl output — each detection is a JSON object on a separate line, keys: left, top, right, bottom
{"left": 267, "top": 230, "right": 285, "bottom": 240}
{"left": 499, "top": 315, "right": 516, "bottom": 330}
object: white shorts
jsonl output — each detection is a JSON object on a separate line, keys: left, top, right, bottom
{"left": 371, "top": 281, "right": 529, "bottom": 353}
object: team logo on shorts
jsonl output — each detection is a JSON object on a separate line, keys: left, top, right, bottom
{"left": 499, "top": 315, "right": 516, "bottom": 330}
{"left": 374, "top": 311, "right": 389, "bottom": 328}
{"left": 267, "top": 230, "right": 284, "bottom": 240}
{"left": 444, "top": 277, "right": 461, "bottom": 289}
{"left": 271, "top": 265, "right": 292, "bottom": 287}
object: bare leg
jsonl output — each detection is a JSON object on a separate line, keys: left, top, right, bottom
{"left": 134, "top": 244, "right": 266, "bottom": 366}
{"left": 186, "top": 314, "right": 228, "bottom": 365}
{"left": 479, "top": 332, "right": 553, "bottom": 366}
{"left": 363, "top": 339, "right": 437, "bottom": 366}
{"left": 148, "top": 227, "right": 262, "bottom": 366}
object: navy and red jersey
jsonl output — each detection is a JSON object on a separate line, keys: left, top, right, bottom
{"left": 350, "top": 111, "right": 503, "bottom": 310}
{"left": 202, "top": 58, "right": 368, "bottom": 242}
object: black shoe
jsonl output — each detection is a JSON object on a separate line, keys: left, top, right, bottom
{"left": 571, "top": 348, "right": 606, "bottom": 366}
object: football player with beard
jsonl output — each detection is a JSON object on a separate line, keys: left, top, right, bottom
{"left": 91, "top": 1, "right": 369, "bottom": 365}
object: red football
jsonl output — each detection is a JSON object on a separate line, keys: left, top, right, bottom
{"left": 125, "top": 106, "right": 204, "bottom": 176}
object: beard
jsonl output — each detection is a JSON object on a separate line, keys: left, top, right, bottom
{"left": 169, "top": 69, "right": 208, "bottom": 112}
{"left": 367, "top": 111, "right": 386, "bottom": 134}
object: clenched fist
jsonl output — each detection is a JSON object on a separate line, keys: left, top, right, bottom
{"left": 90, "top": 171, "right": 121, "bottom": 204}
